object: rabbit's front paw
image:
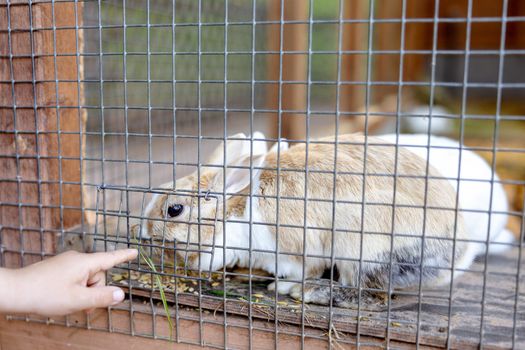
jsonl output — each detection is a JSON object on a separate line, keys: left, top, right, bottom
{"left": 290, "top": 280, "right": 337, "bottom": 306}
{"left": 267, "top": 280, "right": 298, "bottom": 295}
{"left": 290, "top": 280, "right": 382, "bottom": 307}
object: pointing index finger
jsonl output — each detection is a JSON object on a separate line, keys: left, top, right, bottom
{"left": 90, "top": 249, "right": 138, "bottom": 271}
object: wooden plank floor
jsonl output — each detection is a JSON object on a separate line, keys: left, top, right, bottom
{"left": 107, "top": 247, "right": 525, "bottom": 349}
{"left": 1, "top": 304, "right": 440, "bottom": 350}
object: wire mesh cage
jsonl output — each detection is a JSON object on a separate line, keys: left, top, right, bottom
{"left": 1, "top": 0, "right": 525, "bottom": 349}
{"left": 94, "top": 185, "right": 221, "bottom": 278}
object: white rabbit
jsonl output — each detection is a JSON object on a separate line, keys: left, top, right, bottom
{"left": 377, "top": 134, "right": 515, "bottom": 270}
{"left": 139, "top": 133, "right": 471, "bottom": 307}
{"left": 402, "top": 105, "right": 454, "bottom": 135}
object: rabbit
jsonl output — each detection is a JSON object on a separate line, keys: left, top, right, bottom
{"left": 402, "top": 105, "right": 454, "bottom": 135}
{"left": 377, "top": 134, "right": 515, "bottom": 270}
{"left": 138, "top": 133, "right": 471, "bottom": 307}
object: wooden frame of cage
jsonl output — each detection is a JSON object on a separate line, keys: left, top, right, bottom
{"left": 2, "top": 1, "right": 524, "bottom": 349}
{"left": 1, "top": 0, "right": 86, "bottom": 268}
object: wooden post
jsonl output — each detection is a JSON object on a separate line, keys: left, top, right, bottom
{"left": 508, "top": 0, "right": 525, "bottom": 50}
{"left": 339, "top": 0, "right": 368, "bottom": 132}
{"left": 0, "top": 1, "right": 85, "bottom": 267}
{"left": 373, "top": 0, "right": 434, "bottom": 95}
{"left": 341, "top": 0, "right": 367, "bottom": 107}
{"left": 403, "top": 0, "right": 434, "bottom": 82}
{"left": 267, "top": 0, "right": 308, "bottom": 141}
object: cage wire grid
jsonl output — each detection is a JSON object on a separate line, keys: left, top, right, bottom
{"left": 2, "top": 0, "right": 525, "bottom": 349}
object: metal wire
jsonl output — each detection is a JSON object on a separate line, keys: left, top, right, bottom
{"left": 1, "top": 0, "right": 525, "bottom": 348}
{"left": 479, "top": 0, "right": 509, "bottom": 346}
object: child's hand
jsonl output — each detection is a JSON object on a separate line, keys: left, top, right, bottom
{"left": 0, "top": 249, "right": 138, "bottom": 316}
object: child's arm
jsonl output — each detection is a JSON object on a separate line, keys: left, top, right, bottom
{"left": 0, "top": 249, "right": 137, "bottom": 316}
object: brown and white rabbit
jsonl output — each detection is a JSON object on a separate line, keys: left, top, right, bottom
{"left": 139, "top": 133, "right": 470, "bottom": 307}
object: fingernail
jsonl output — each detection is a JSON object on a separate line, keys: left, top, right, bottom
{"left": 113, "top": 289, "right": 124, "bottom": 303}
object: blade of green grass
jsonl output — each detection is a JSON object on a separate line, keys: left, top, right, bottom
{"left": 130, "top": 239, "right": 174, "bottom": 340}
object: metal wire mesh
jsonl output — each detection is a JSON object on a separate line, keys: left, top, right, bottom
{"left": 2, "top": 0, "right": 525, "bottom": 349}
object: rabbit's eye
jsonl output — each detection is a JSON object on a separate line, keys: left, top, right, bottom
{"left": 167, "top": 204, "right": 184, "bottom": 218}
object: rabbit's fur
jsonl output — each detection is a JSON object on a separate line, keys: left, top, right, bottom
{"left": 378, "top": 134, "right": 514, "bottom": 263}
{"left": 140, "top": 133, "right": 471, "bottom": 306}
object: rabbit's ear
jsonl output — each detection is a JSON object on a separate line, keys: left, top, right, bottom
{"left": 251, "top": 131, "right": 268, "bottom": 156}
{"left": 224, "top": 154, "right": 266, "bottom": 195}
{"left": 269, "top": 139, "right": 288, "bottom": 153}
{"left": 207, "top": 133, "right": 247, "bottom": 166}
{"left": 208, "top": 153, "right": 266, "bottom": 196}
